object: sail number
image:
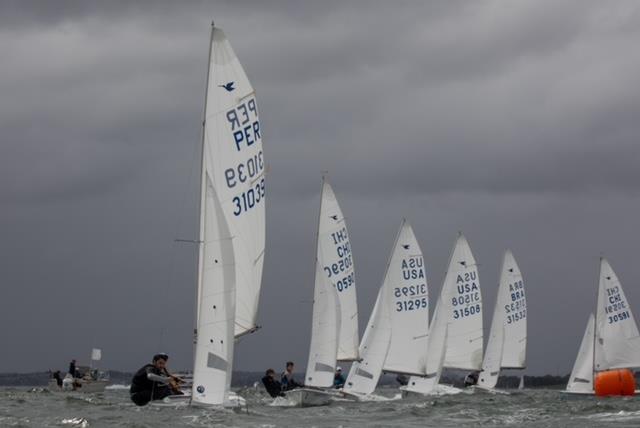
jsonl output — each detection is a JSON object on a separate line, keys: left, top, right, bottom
{"left": 335, "top": 272, "right": 354, "bottom": 292}
{"left": 232, "top": 178, "right": 265, "bottom": 216}
{"left": 505, "top": 280, "right": 526, "bottom": 324}
{"left": 608, "top": 310, "right": 631, "bottom": 324}
{"left": 453, "top": 304, "right": 481, "bottom": 319}
{"left": 396, "top": 298, "right": 428, "bottom": 312}
{"left": 605, "top": 286, "right": 630, "bottom": 324}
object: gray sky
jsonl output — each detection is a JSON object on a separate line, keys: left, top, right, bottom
{"left": 2, "top": 0, "right": 640, "bottom": 376}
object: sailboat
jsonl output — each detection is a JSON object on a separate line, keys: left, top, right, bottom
{"left": 159, "top": 23, "right": 266, "bottom": 408}
{"left": 343, "top": 219, "right": 428, "bottom": 399}
{"left": 565, "top": 258, "right": 640, "bottom": 395}
{"left": 477, "top": 250, "right": 527, "bottom": 391}
{"left": 403, "top": 233, "right": 482, "bottom": 396}
{"left": 285, "top": 177, "right": 358, "bottom": 407}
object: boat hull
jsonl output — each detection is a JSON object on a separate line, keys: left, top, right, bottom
{"left": 280, "top": 388, "right": 334, "bottom": 407}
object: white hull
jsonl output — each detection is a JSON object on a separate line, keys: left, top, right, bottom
{"left": 276, "top": 388, "right": 334, "bottom": 407}
{"left": 48, "top": 379, "right": 109, "bottom": 393}
{"left": 472, "top": 385, "right": 511, "bottom": 395}
{"left": 400, "top": 384, "right": 463, "bottom": 398}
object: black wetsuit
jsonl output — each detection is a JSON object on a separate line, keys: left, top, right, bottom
{"left": 281, "top": 371, "right": 302, "bottom": 391}
{"left": 129, "top": 364, "right": 172, "bottom": 406}
{"left": 68, "top": 361, "right": 76, "bottom": 378}
{"left": 262, "top": 375, "right": 285, "bottom": 398}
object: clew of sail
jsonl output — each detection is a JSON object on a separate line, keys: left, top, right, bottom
{"left": 595, "top": 258, "right": 640, "bottom": 371}
{"left": 202, "top": 26, "right": 266, "bottom": 338}
{"left": 382, "top": 220, "right": 429, "bottom": 376}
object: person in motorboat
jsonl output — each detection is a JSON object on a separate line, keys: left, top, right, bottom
{"left": 129, "top": 353, "right": 184, "bottom": 406}
{"left": 333, "top": 367, "right": 345, "bottom": 388}
{"left": 68, "top": 359, "right": 77, "bottom": 378}
{"left": 262, "top": 368, "right": 285, "bottom": 398}
{"left": 281, "top": 361, "right": 303, "bottom": 391}
{"left": 464, "top": 371, "right": 479, "bottom": 387}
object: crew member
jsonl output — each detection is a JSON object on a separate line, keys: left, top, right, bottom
{"left": 333, "top": 367, "right": 345, "bottom": 388}
{"left": 262, "top": 368, "right": 285, "bottom": 398}
{"left": 464, "top": 371, "right": 479, "bottom": 387}
{"left": 281, "top": 361, "right": 303, "bottom": 391}
{"left": 129, "top": 353, "right": 183, "bottom": 406}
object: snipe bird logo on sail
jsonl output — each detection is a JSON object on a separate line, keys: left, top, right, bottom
{"left": 330, "top": 215, "right": 338, "bottom": 221}
{"left": 402, "top": 244, "right": 410, "bottom": 250}
{"left": 219, "top": 81, "right": 235, "bottom": 92}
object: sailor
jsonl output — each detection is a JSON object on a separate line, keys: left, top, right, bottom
{"left": 262, "top": 368, "right": 285, "bottom": 398}
{"left": 129, "top": 353, "right": 184, "bottom": 406}
{"left": 464, "top": 371, "right": 479, "bottom": 387}
{"left": 280, "top": 361, "right": 303, "bottom": 391}
{"left": 333, "top": 366, "right": 345, "bottom": 388}
{"left": 396, "top": 374, "right": 409, "bottom": 386}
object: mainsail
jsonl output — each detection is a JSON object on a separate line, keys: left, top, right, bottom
{"left": 478, "top": 250, "right": 526, "bottom": 389}
{"left": 320, "top": 179, "right": 359, "bottom": 361}
{"left": 442, "top": 233, "right": 483, "bottom": 370}
{"left": 344, "top": 220, "right": 428, "bottom": 394}
{"left": 192, "top": 24, "right": 265, "bottom": 405}
{"left": 595, "top": 258, "right": 640, "bottom": 371}
{"left": 198, "top": 25, "right": 266, "bottom": 338}
{"left": 382, "top": 220, "right": 429, "bottom": 375}
{"left": 305, "top": 178, "right": 354, "bottom": 386}
{"left": 405, "top": 233, "right": 481, "bottom": 394}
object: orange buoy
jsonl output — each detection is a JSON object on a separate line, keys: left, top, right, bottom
{"left": 594, "top": 369, "right": 636, "bottom": 396}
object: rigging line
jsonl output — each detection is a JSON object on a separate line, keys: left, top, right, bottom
{"left": 154, "top": 114, "right": 204, "bottom": 353}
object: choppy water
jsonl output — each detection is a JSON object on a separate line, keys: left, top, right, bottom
{"left": 2, "top": 386, "right": 640, "bottom": 427}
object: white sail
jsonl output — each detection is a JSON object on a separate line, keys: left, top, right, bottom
{"left": 192, "top": 178, "right": 236, "bottom": 405}
{"left": 499, "top": 250, "right": 527, "bottom": 369}
{"left": 518, "top": 375, "right": 524, "bottom": 390}
{"left": 443, "top": 234, "right": 483, "bottom": 370}
{"left": 383, "top": 220, "right": 429, "bottom": 376}
{"left": 403, "top": 308, "right": 447, "bottom": 394}
{"left": 595, "top": 258, "right": 640, "bottom": 371}
{"left": 201, "top": 26, "right": 266, "bottom": 338}
{"left": 343, "top": 288, "right": 391, "bottom": 395}
{"left": 478, "top": 250, "right": 526, "bottom": 389}
{"left": 304, "top": 178, "right": 350, "bottom": 387}
{"left": 316, "top": 179, "right": 359, "bottom": 361}
{"left": 566, "top": 314, "right": 595, "bottom": 394}
{"left": 404, "top": 233, "right": 478, "bottom": 394}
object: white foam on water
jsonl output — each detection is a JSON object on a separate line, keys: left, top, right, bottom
{"left": 61, "top": 417, "right": 89, "bottom": 427}
{"left": 585, "top": 410, "right": 640, "bottom": 422}
{"left": 105, "top": 384, "right": 129, "bottom": 390}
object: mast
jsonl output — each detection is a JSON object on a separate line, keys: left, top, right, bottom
{"left": 592, "top": 257, "right": 601, "bottom": 390}
{"left": 192, "top": 20, "right": 215, "bottom": 370}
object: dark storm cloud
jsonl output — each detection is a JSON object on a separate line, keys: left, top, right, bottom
{"left": 2, "top": 1, "right": 640, "bottom": 377}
